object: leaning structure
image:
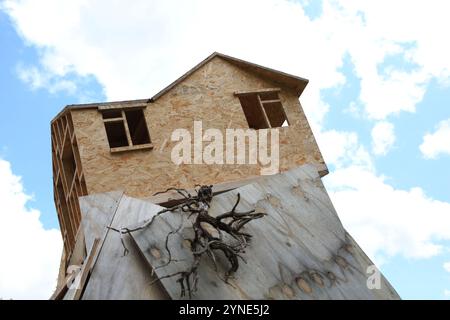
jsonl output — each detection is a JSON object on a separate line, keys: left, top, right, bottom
{"left": 50, "top": 52, "right": 399, "bottom": 300}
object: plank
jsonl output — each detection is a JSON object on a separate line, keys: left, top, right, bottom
{"left": 97, "top": 102, "right": 147, "bottom": 110}
{"left": 73, "top": 238, "right": 100, "bottom": 300}
{"left": 234, "top": 88, "right": 281, "bottom": 96}
{"left": 82, "top": 195, "right": 169, "bottom": 299}
{"left": 50, "top": 267, "right": 78, "bottom": 300}
{"left": 67, "top": 226, "right": 86, "bottom": 267}
{"left": 130, "top": 164, "right": 400, "bottom": 300}
{"left": 62, "top": 266, "right": 81, "bottom": 300}
{"left": 62, "top": 238, "right": 100, "bottom": 300}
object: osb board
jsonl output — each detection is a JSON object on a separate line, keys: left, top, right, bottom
{"left": 71, "top": 56, "right": 327, "bottom": 199}
{"left": 130, "top": 165, "right": 399, "bottom": 300}
{"left": 80, "top": 192, "right": 168, "bottom": 300}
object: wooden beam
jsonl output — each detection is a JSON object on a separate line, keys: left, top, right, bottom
{"left": 257, "top": 94, "right": 271, "bottom": 128}
{"left": 97, "top": 103, "right": 147, "bottom": 111}
{"left": 67, "top": 226, "right": 86, "bottom": 267}
{"left": 72, "top": 238, "right": 101, "bottom": 300}
{"left": 121, "top": 110, "right": 133, "bottom": 147}
{"left": 50, "top": 268, "right": 78, "bottom": 300}
{"left": 260, "top": 99, "right": 281, "bottom": 104}
{"left": 234, "top": 87, "right": 281, "bottom": 96}
{"left": 102, "top": 117, "right": 124, "bottom": 123}
{"left": 110, "top": 143, "right": 154, "bottom": 153}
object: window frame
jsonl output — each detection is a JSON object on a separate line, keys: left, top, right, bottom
{"left": 99, "top": 106, "right": 153, "bottom": 153}
{"left": 234, "top": 88, "right": 290, "bottom": 129}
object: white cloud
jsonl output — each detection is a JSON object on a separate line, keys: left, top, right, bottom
{"left": 371, "top": 121, "right": 396, "bottom": 156}
{"left": 420, "top": 119, "right": 450, "bottom": 159}
{"left": 444, "top": 262, "right": 450, "bottom": 273}
{"left": 3, "top": 0, "right": 450, "bottom": 126}
{"left": 445, "top": 289, "right": 450, "bottom": 298}
{"left": 318, "top": 124, "right": 450, "bottom": 266}
{"left": 324, "top": 166, "right": 450, "bottom": 264}
{"left": 330, "top": 0, "right": 450, "bottom": 120}
{"left": 0, "top": 0, "right": 338, "bottom": 129}
{"left": 316, "top": 129, "right": 373, "bottom": 170}
{"left": 3, "top": 0, "right": 450, "bottom": 297}
{"left": 0, "top": 158, "right": 62, "bottom": 299}
{"left": 17, "top": 64, "right": 77, "bottom": 95}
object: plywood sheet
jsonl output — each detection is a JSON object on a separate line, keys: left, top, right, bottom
{"left": 81, "top": 194, "right": 169, "bottom": 300}
{"left": 80, "top": 190, "right": 123, "bottom": 251}
{"left": 71, "top": 56, "right": 328, "bottom": 202}
{"left": 130, "top": 165, "right": 399, "bottom": 300}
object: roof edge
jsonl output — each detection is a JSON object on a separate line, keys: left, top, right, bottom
{"left": 149, "top": 52, "right": 220, "bottom": 102}
{"left": 51, "top": 98, "right": 149, "bottom": 123}
{"left": 53, "top": 52, "right": 310, "bottom": 122}
{"left": 149, "top": 52, "right": 309, "bottom": 102}
{"left": 216, "top": 52, "right": 309, "bottom": 94}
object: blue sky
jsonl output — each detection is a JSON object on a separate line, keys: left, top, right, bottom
{"left": 1, "top": 0, "right": 450, "bottom": 299}
{"left": 0, "top": 12, "right": 104, "bottom": 227}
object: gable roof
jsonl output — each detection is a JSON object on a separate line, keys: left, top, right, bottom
{"left": 53, "top": 52, "right": 309, "bottom": 121}
{"left": 149, "top": 52, "right": 309, "bottom": 102}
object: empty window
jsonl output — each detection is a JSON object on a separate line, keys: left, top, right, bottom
{"left": 101, "top": 108, "right": 151, "bottom": 149}
{"left": 236, "top": 89, "right": 289, "bottom": 129}
{"left": 125, "top": 109, "right": 151, "bottom": 145}
{"left": 62, "top": 133, "right": 77, "bottom": 183}
{"left": 104, "top": 121, "right": 129, "bottom": 148}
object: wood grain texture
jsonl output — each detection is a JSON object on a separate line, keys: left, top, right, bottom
{"left": 51, "top": 110, "right": 88, "bottom": 257}
{"left": 61, "top": 269, "right": 80, "bottom": 300}
{"left": 53, "top": 53, "right": 328, "bottom": 262}
{"left": 73, "top": 238, "right": 100, "bottom": 300}
{"left": 130, "top": 164, "right": 399, "bottom": 300}
{"left": 80, "top": 190, "right": 123, "bottom": 251}
{"left": 67, "top": 227, "right": 86, "bottom": 267}
{"left": 81, "top": 195, "right": 169, "bottom": 300}
{"left": 71, "top": 56, "right": 327, "bottom": 201}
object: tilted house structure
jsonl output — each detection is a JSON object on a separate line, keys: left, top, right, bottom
{"left": 51, "top": 52, "right": 399, "bottom": 300}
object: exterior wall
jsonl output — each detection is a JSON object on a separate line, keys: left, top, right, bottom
{"left": 71, "top": 56, "right": 326, "bottom": 199}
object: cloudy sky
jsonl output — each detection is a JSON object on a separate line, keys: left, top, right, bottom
{"left": 1, "top": 0, "right": 450, "bottom": 299}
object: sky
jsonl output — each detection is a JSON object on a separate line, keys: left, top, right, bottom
{"left": 0, "top": 0, "right": 449, "bottom": 300}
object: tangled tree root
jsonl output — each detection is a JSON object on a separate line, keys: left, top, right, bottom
{"left": 109, "top": 185, "right": 265, "bottom": 298}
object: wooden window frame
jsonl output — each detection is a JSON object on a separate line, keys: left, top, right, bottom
{"left": 234, "top": 88, "right": 290, "bottom": 129}
{"left": 99, "top": 106, "right": 153, "bottom": 153}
